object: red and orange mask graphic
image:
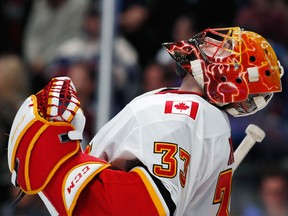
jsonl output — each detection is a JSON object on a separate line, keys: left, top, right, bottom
{"left": 162, "top": 27, "right": 283, "bottom": 105}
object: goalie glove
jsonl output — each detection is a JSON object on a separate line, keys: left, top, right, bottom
{"left": 7, "top": 77, "right": 110, "bottom": 215}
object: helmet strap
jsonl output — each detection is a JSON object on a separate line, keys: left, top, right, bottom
{"left": 190, "top": 59, "right": 204, "bottom": 89}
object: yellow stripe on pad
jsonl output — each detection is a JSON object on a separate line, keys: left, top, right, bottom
{"left": 131, "top": 167, "right": 169, "bottom": 216}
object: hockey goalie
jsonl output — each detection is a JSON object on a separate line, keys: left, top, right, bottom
{"left": 7, "top": 27, "right": 284, "bottom": 216}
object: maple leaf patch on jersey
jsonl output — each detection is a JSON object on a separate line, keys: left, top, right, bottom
{"left": 164, "top": 101, "right": 199, "bottom": 120}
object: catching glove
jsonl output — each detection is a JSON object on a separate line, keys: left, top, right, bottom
{"left": 7, "top": 76, "right": 109, "bottom": 215}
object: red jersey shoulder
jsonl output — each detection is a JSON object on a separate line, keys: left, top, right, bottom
{"left": 164, "top": 100, "right": 199, "bottom": 120}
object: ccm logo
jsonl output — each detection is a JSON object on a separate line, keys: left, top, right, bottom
{"left": 66, "top": 165, "right": 91, "bottom": 194}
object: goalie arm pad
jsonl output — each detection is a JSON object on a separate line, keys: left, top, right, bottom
{"left": 42, "top": 162, "right": 173, "bottom": 216}
{"left": 40, "top": 152, "right": 110, "bottom": 215}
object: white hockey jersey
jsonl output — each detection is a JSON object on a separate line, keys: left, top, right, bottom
{"left": 89, "top": 88, "right": 235, "bottom": 216}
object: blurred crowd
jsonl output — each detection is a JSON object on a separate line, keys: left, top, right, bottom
{"left": 0, "top": 0, "right": 288, "bottom": 215}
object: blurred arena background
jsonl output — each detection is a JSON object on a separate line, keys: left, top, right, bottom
{"left": 0, "top": 0, "right": 288, "bottom": 215}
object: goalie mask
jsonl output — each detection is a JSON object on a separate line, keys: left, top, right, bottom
{"left": 162, "top": 27, "right": 284, "bottom": 117}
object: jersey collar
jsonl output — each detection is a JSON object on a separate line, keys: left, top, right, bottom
{"left": 156, "top": 88, "right": 205, "bottom": 98}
